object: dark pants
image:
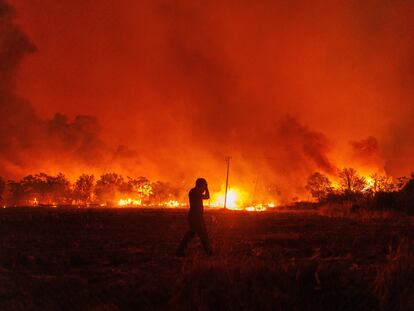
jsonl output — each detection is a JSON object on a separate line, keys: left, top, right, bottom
{"left": 177, "top": 216, "right": 212, "bottom": 255}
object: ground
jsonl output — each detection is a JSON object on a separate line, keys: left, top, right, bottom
{"left": 0, "top": 208, "right": 413, "bottom": 310}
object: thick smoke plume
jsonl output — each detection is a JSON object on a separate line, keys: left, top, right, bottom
{"left": 0, "top": 0, "right": 39, "bottom": 177}
{"left": 0, "top": 1, "right": 114, "bottom": 179}
{"left": 3, "top": 0, "right": 414, "bottom": 201}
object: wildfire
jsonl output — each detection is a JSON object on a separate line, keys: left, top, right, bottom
{"left": 329, "top": 171, "right": 393, "bottom": 193}
{"left": 118, "top": 198, "right": 142, "bottom": 206}
{"left": 210, "top": 187, "right": 275, "bottom": 212}
{"left": 163, "top": 200, "right": 181, "bottom": 208}
{"left": 364, "top": 176, "right": 375, "bottom": 190}
{"left": 118, "top": 185, "right": 276, "bottom": 211}
{"left": 117, "top": 198, "right": 183, "bottom": 208}
{"left": 210, "top": 188, "right": 247, "bottom": 209}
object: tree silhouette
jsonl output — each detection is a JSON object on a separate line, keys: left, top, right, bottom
{"left": 369, "top": 173, "right": 395, "bottom": 193}
{"left": 0, "top": 177, "right": 5, "bottom": 201}
{"left": 405, "top": 173, "right": 414, "bottom": 191}
{"left": 338, "top": 168, "right": 367, "bottom": 194}
{"left": 74, "top": 174, "right": 95, "bottom": 205}
{"left": 399, "top": 173, "right": 414, "bottom": 212}
{"left": 46, "top": 173, "right": 71, "bottom": 204}
{"left": 150, "top": 181, "right": 178, "bottom": 205}
{"left": 7, "top": 173, "right": 71, "bottom": 206}
{"left": 8, "top": 174, "right": 45, "bottom": 205}
{"left": 396, "top": 176, "right": 409, "bottom": 191}
{"left": 127, "top": 176, "right": 152, "bottom": 202}
{"left": 306, "top": 172, "right": 333, "bottom": 202}
{"left": 95, "top": 173, "right": 127, "bottom": 205}
{"left": 7, "top": 180, "right": 25, "bottom": 206}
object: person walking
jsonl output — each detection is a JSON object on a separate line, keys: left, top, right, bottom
{"left": 176, "top": 178, "right": 212, "bottom": 256}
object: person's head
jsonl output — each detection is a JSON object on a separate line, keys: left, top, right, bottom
{"left": 195, "top": 178, "right": 208, "bottom": 192}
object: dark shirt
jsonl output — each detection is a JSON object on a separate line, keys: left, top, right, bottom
{"left": 188, "top": 188, "right": 204, "bottom": 218}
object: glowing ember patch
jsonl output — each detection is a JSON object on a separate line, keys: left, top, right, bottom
{"left": 118, "top": 198, "right": 142, "bottom": 206}
{"left": 245, "top": 204, "right": 269, "bottom": 212}
{"left": 117, "top": 198, "right": 185, "bottom": 208}
{"left": 163, "top": 200, "right": 180, "bottom": 208}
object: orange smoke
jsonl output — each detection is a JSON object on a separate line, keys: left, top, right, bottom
{"left": 1, "top": 0, "right": 414, "bottom": 202}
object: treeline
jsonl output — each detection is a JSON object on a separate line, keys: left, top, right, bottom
{"left": 306, "top": 168, "right": 414, "bottom": 213}
{"left": 0, "top": 173, "right": 182, "bottom": 207}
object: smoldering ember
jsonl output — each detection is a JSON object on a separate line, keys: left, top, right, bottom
{"left": 0, "top": 1, "right": 413, "bottom": 310}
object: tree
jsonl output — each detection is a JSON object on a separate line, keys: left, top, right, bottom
{"left": 7, "top": 180, "right": 24, "bottom": 206}
{"left": 306, "top": 172, "right": 333, "bottom": 202}
{"left": 338, "top": 168, "right": 367, "bottom": 194}
{"left": 46, "top": 173, "right": 72, "bottom": 204}
{"left": 150, "top": 181, "right": 179, "bottom": 205}
{"left": 406, "top": 173, "right": 414, "bottom": 191}
{"left": 7, "top": 173, "right": 72, "bottom": 206}
{"left": 73, "top": 174, "right": 95, "bottom": 205}
{"left": 0, "top": 177, "right": 5, "bottom": 201}
{"left": 8, "top": 174, "right": 45, "bottom": 206}
{"left": 396, "top": 176, "right": 409, "bottom": 191}
{"left": 369, "top": 173, "right": 395, "bottom": 193}
{"left": 127, "top": 176, "right": 152, "bottom": 202}
{"left": 399, "top": 173, "right": 414, "bottom": 212}
{"left": 95, "top": 173, "right": 127, "bottom": 205}
{"left": 7, "top": 174, "right": 41, "bottom": 206}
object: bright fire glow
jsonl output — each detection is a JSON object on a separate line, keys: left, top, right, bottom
{"left": 117, "top": 198, "right": 183, "bottom": 208}
{"left": 210, "top": 187, "right": 274, "bottom": 211}
{"left": 118, "top": 198, "right": 142, "bottom": 206}
{"left": 163, "top": 200, "right": 180, "bottom": 208}
{"left": 365, "top": 176, "right": 375, "bottom": 190}
{"left": 210, "top": 187, "right": 248, "bottom": 209}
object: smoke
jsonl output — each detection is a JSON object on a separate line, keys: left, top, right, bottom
{"left": 275, "top": 117, "right": 336, "bottom": 175}
{"left": 350, "top": 136, "right": 383, "bottom": 170}
{"left": 0, "top": 0, "right": 39, "bottom": 176}
{"left": 3, "top": 0, "right": 414, "bottom": 201}
{"left": 0, "top": 0, "right": 118, "bottom": 179}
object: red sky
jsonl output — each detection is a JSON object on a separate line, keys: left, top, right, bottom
{"left": 4, "top": 0, "right": 414, "bottom": 201}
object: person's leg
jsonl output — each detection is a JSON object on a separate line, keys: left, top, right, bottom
{"left": 176, "top": 229, "right": 195, "bottom": 256}
{"left": 196, "top": 220, "right": 212, "bottom": 255}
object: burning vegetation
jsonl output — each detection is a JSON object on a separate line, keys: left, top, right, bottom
{"left": 2, "top": 173, "right": 180, "bottom": 208}
{"left": 0, "top": 0, "right": 412, "bottom": 203}
{"left": 1, "top": 167, "right": 413, "bottom": 214}
{"left": 1, "top": 1, "right": 413, "bottom": 310}
{"left": 0, "top": 0, "right": 411, "bottom": 213}
{"left": 305, "top": 169, "right": 414, "bottom": 214}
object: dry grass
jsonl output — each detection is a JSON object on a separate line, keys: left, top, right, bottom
{"left": 318, "top": 203, "right": 401, "bottom": 222}
{"left": 318, "top": 203, "right": 354, "bottom": 218}
{"left": 373, "top": 238, "right": 414, "bottom": 311}
{"left": 0, "top": 208, "right": 412, "bottom": 310}
{"left": 171, "top": 256, "right": 375, "bottom": 311}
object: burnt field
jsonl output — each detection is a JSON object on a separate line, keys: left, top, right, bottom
{"left": 0, "top": 208, "right": 413, "bottom": 311}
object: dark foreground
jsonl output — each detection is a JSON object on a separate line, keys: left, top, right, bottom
{"left": 0, "top": 208, "right": 413, "bottom": 311}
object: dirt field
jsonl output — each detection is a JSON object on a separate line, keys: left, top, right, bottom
{"left": 0, "top": 208, "right": 413, "bottom": 310}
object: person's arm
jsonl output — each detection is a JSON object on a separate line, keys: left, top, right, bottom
{"left": 202, "top": 187, "right": 210, "bottom": 200}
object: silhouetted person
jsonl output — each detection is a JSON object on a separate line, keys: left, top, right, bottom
{"left": 176, "top": 178, "right": 212, "bottom": 256}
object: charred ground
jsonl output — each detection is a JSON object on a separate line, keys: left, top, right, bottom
{"left": 0, "top": 208, "right": 413, "bottom": 310}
